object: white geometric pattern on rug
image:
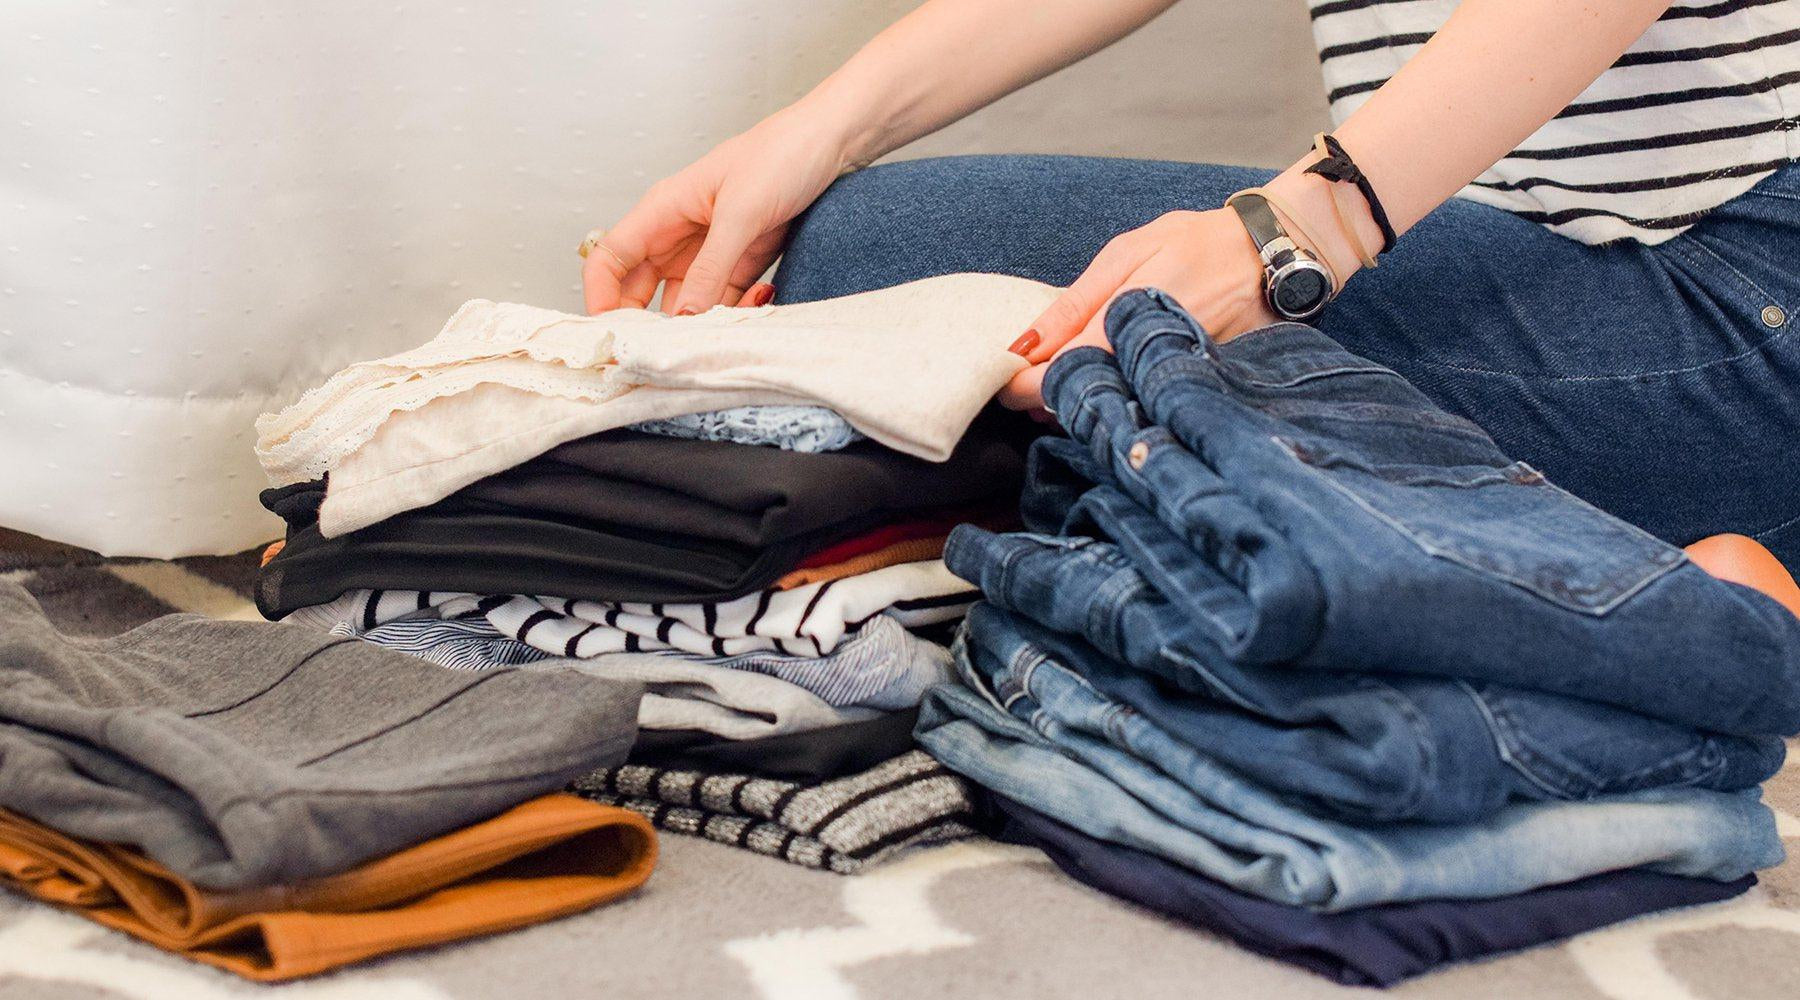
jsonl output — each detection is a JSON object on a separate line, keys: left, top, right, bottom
{"left": 0, "top": 909, "right": 447, "bottom": 1000}
{"left": 724, "top": 840, "right": 1040, "bottom": 1000}
{"left": 1568, "top": 889, "right": 1800, "bottom": 1000}
{"left": 1567, "top": 780, "right": 1800, "bottom": 1000}
{"left": 103, "top": 562, "right": 263, "bottom": 620}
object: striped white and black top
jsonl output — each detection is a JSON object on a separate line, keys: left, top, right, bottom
{"left": 1308, "top": 0, "right": 1800, "bottom": 243}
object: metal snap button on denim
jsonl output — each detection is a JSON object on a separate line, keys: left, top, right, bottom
{"left": 1762, "top": 304, "right": 1787, "bottom": 328}
{"left": 1128, "top": 441, "right": 1150, "bottom": 469}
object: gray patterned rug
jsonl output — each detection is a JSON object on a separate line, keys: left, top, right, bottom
{"left": 3, "top": 528, "right": 1798, "bottom": 1000}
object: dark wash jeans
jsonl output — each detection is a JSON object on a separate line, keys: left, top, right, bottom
{"left": 946, "top": 528, "right": 1783, "bottom": 824}
{"left": 772, "top": 157, "right": 1800, "bottom": 567}
{"left": 1019, "top": 291, "right": 1800, "bottom": 736}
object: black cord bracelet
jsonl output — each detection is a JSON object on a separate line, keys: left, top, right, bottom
{"left": 1304, "top": 133, "right": 1398, "bottom": 254}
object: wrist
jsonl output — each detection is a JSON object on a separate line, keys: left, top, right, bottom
{"left": 792, "top": 75, "right": 898, "bottom": 174}
{"left": 1262, "top": 166, "right": 1382, "bottom": 287}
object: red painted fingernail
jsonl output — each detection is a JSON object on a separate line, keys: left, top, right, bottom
{"left": 749, "top": 283, "right": 775, "bottom": 306}
{"left": 1008, "top": 329, "right": 1041, "bottom": 356}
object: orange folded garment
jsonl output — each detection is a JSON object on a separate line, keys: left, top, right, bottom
{"left": 772, "top": 535, "right": 949, "bottom": 590}
{"left": 0, "top": 794, "right": 655, "bottom": 982}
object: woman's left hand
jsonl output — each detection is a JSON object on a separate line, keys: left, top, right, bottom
{"left": 997, "top": 207, "right": 1279, "bottom": 411}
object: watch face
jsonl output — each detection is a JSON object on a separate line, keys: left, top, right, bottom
{"left": 1274, "top": 266, "right": 1329, "bottom": 317}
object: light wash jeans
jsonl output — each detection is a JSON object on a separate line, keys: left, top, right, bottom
{"left": 916, "top": 626, "right": 1783, "bottom": 911}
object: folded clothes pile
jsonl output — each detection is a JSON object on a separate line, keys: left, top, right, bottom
{"left": 255, "top": 273, "right": 1058, "bottom": 872}
{"left": 0, "top": 580, "right": 654, "bottom": 980}
{"left": 916, "top": 290, "right": 1800, "bottom": 986}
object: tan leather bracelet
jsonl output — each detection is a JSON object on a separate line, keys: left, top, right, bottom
{"left": 1225, "top": 186, "right": 1342, "bottom": 297}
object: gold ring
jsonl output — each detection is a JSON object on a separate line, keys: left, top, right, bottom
{"left": 577, "top": 228, "right": 629, "bottom": 272}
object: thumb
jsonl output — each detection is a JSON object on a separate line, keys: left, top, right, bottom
{"left": 670, "top": 208, "right": 762, "bottom": 315}
{"left": 1019, "top": 235, "right": 1146, "bottom": 364}
{"left": 996, "top": 362, "right": 1047, "bottom": 411}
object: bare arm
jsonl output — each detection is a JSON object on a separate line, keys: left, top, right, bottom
{"left": 1010, "top": 0, "right": 1677, "bottom": 407}
{"left": 582, "top": 0, "right": 1181, "bottom": 314}
{"left": 805, "top": 0, "right": 1185, "bottom": 169}
{"left": 1267, "top": 0, "right": 1676, "bottom": 282}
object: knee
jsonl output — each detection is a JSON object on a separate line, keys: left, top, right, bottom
{"left": 1686, "top": 533, "right": 1800, "bottom": 617}
{"left": 775, "top": 156, "right": 1004, "bottom": 303}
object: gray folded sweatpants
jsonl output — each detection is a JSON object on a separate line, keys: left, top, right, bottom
{"left": 0, "top": 581, "right": 640, "bottom": 889}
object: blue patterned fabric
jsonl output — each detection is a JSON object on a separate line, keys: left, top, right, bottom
{"left": 630, "top": 405, "right": 863, "bottom": 453}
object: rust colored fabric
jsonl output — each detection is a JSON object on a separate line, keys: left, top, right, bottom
{"left": 794, "top": 507, "right": 1018, "bottom": 570}
{"left": 773, "top": 536, "right": 950, "bottom": 590}
{"left": 0, "top": 795, "right": 656, "bottom": 982}
{"left": 260, "top": 539, "right": 285, "bottom": 567}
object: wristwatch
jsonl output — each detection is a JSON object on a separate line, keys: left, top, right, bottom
{"left": 1227, "top": 192, "right": 1334, "bottom": 323}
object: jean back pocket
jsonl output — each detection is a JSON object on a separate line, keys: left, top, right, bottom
{"left": 1283, "top": 438, "right": 1685, "bottom": 616}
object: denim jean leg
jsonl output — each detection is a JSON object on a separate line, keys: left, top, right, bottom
{"left": 1088, "top": 294, "right": 1800, "bottom": 735}
{"left": 920, "top": 632, "right": 1783, "bottom": 910}
{"left": 772, "top": 155, "right": 1278, "bottom": 303}
{"left": 956, "top": 487, "right": 1782, "bottom": 817}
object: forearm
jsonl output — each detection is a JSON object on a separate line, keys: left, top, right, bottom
{"left": 1267, "top": 0, "right": 1672, "bottom": 281}
{"left": 796, "top": 0, "right": 1182, "bottom": 169}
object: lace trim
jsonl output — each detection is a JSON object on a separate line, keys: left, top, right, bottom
{"left": 257, "top": 361, "right": 632, "bottom": 485}
{"left": 255, "top": 299, "right": 655, "bottom": 484}
{"left": 255, "top": 296, "right": 787, "bottom": 484}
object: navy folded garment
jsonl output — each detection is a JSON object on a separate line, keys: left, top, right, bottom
{"left": 991, "top": 796, "right": 1754, "bottom": 987}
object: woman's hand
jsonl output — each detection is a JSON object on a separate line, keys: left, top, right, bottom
{"left": 581, "top": 103, "right": 858, "bottom": 316}
{"left": 997, "top": 207, "right": 1280, "bottom": 411}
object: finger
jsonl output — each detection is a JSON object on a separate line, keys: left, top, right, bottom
{"left": 655, "top": 237, "right": 704, "bottom": 314}
{"left": 618, "top": 263, "right": 660, "bottom": 310}
{"left": 671, "top": 206, "right": 764, "bottom": 315}
{"left": 581, "top": 210, "right": 656, "bottom": 315}
{"left": 1051, "top": 258, "right": 1209, "bottom": 357}
{"left": 1049, "top": 314, "right": 1115, "bottom": 361}
{"left": 997, "top": 363, "right": 1048, "bottom": 411}
{"left": 734, "top": 282, "right": 776, "bottom": 308}
{"left": 1051, "top": 300, "right": 1116, "bottom": 363}
{"left": 660, "top": 277, "right": 685, "bottom": 315}
{"left": 1022, "top": 235, "right": 1151, "bottom": 364}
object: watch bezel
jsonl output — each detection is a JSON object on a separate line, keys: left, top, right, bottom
{"left": 1264, "top": 254, "right": 1333, "bottom": 322}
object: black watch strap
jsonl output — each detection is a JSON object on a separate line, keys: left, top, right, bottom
{"left": 1228, "top": 192, "right": 1284, "bottom": 257}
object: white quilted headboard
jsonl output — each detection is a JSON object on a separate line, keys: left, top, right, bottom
{"left": 0, "top": 0, "right": 1326, "bottom": 556}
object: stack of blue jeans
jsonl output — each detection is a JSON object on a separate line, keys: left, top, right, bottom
{"left": 915, "top": 289, "right": 1800, "bottom": 983}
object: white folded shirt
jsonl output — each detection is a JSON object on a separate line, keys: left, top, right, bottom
{"left": 254, "top": 272, "right": 1055, "bottom": 537}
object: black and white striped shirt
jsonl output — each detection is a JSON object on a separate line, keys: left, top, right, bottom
{"left": 1308, "top": 0, "right": 1800, "bottom": 243}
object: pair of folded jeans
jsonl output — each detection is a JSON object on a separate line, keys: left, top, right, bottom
{"left": 1029, "top": 289, "right": 1800, "bottom": 736}
{"left": 916, "top": 627, "right": 1782, "bottom": 911}
{"left": 944, "top": 526, "right": 1782, "bottom": 824}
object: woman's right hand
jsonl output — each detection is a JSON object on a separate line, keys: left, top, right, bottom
{"left": 582, "top": 102, "right": 859, "bottom": 316}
